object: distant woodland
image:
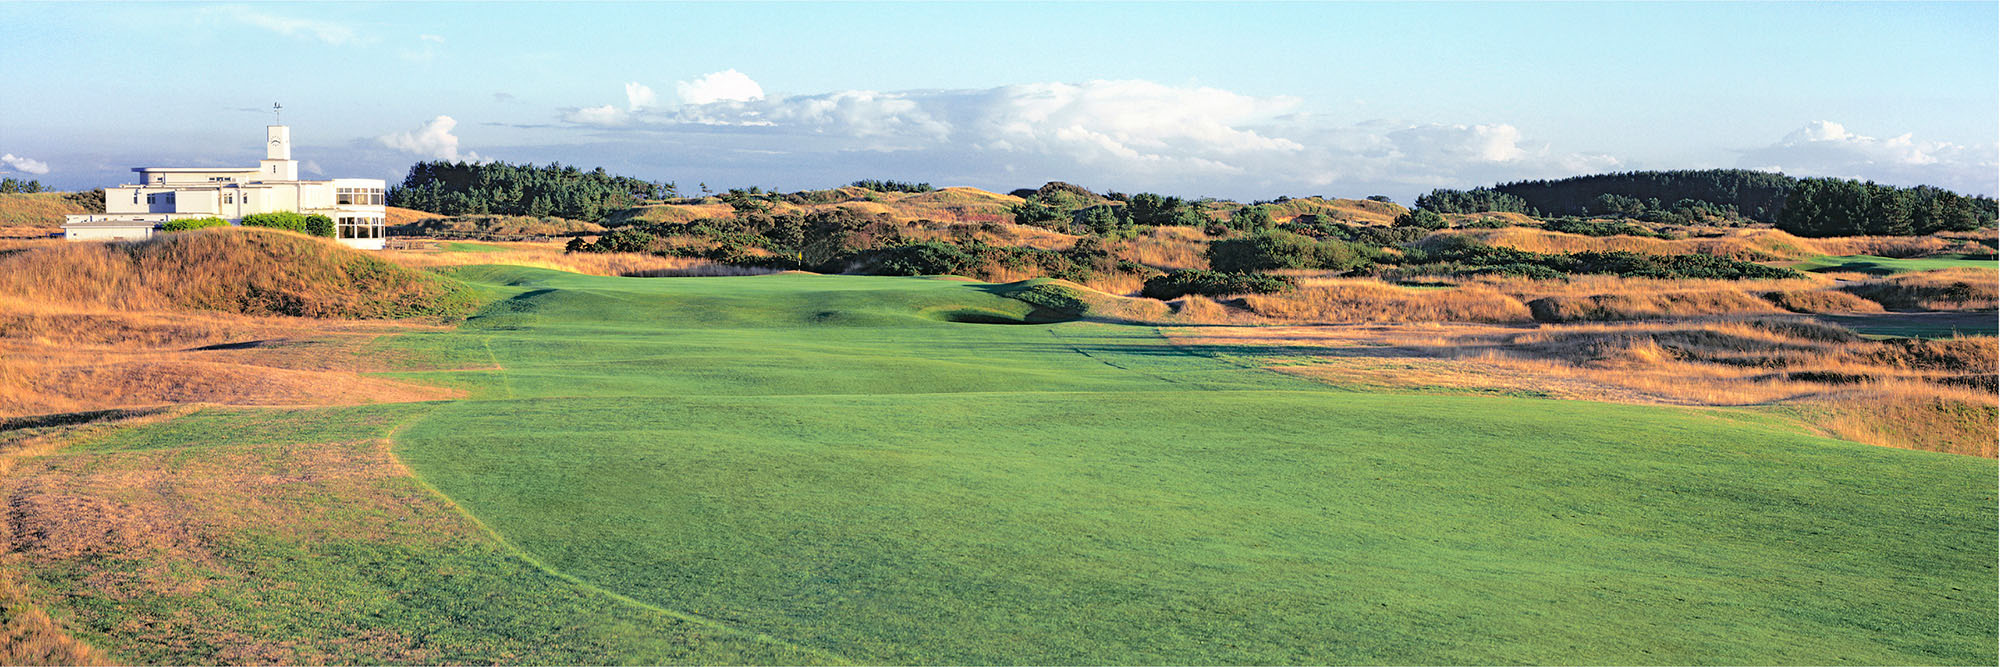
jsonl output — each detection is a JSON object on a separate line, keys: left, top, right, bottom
{"left": 1416, "top": 169, "right": 1997, "bottom": 237}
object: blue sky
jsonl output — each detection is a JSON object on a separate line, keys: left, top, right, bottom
{"left": 2, "top": 1, "right": 1994, "bottom": 201}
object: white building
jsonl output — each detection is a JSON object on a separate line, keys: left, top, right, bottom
{"left": 63, "top": 123, "right": 388, "bottom": 250}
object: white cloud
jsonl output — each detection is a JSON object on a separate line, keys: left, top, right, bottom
{"left": 419, "top": 34, "right": 446, "bottom": 44}
{"left": 1, "top": 152, "right": 50, "bottom": 174}
{"left": 564, "top": 104, "right": 629, "bottom": 127}
{"left": 1738, "top": 121, "right": 1997, "bottom": 194}
{"left": 1, "top": 153, "right": 51, "bottom": 175}
{"left": 377, "top": 116, "right": 481, "bottom": 162}
{"left": 553, "top": 78, "right": 1631, "bottom": 199}
{"left": 625, "top": 82, "right": 658, "bottom": 111}
{"left": 211, "top": 6, "right": 360, "bottom": 45}
{"left": 676, "top": 69, "right": 764, "bottom": 105}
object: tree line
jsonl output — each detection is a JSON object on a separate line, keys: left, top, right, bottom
{"left": 387, "top": 161, "right": 673, "bottom": 222}
{"left": 1776, "top": 178, "right": 1994, "bottom": 237}
{"left": 0, "top": 177, "right": 49, "bottom": 193}
{"left": 1415, "top": 169, "right": 1995, "bottom": 236}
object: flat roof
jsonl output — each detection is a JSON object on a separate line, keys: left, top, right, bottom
{"left": 131, "top": 167, "right": 260, "bottom": 172}
{"left": 62, "top": 220, "right": 160, "bottom": 228}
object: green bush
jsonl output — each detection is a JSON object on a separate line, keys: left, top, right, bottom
{"left": 1141, "top": 270, "right": 1293, "bottom": 300}
{"left": 1226, "top": 205, "right": 1275, "bottom": 232}
{"left": 1542, "top": 218, "right": 1667, "bottom": 239}
{"left": 161, "top": 217, "right": 229, "bottom": 232}
{"left": 240, "top": 211, "right": 308, "bottom": 233}
{"left": 1414, "top": 237, "right": 1801, "bottom": 280}
{"left": 870, "top": 242, "right": 978, "bottom": 276}
{"left": 304, "top": 214, "right": 335, "bottom": 238}
{"left": 1394, "top": 209, "right": 1449, "bottom": 230}
{"left": 1208, "top": 231, "right": 1379, "bottom": 273}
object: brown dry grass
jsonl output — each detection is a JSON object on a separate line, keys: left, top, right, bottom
{"left": 1110, "top": 226, "right": 1212, "bottom": 271}
{"left": 1842, "top": 267, "right": 1998, "bottom": 311}
{"left": 0, "top": 229, "right": 476, "bottom": 319}
{"left": 1162, "top": 319, "right": 1997, "bottom": 456}
{"left": 0, "top": 194, "right": 90, "bottom": 230}
{"left": 0, "top": 299, "right": 466, "bottom": 419}
{"left": 1237, "top": 280, "right": 1532, "bottom": 324}
{"left": 1760, "top": 288, "right": 1888, "bottom": 314}
{"left": 1523, "top": 289, "right": 1784, "bottom": 322}
{"left": 1435, "top": 226, "right": 1989, "bottom": 262}
{"left": 1201, "top": 274, "right": 1862, "bottom": 325}
{"left": 1255, "top": 197, "right": 1409, "bottom": 226}
{"left": 381, "top": 240, "right": 776, "bottom": 277}
{"left": 628, "top": 186, "right": 1026, "bottom": 226}
{"left": 382, "top": 206, "right": 443, "bottom": 226}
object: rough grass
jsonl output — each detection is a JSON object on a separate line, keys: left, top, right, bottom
{"left": 1238, "top": 280, "right": 1532, "bottom": 323}
{"left": 0, "top": 228, "right": 480, "bottom": 319}
{"left": 1165, "top": 319, "right": 1997, "bottom": 456}
{"left": 620, "top": 186, "right": 1025, "bottom": 226}
{"left": 1, "top": 406, "right": 826, "bottom": 665}
{"left": 0, "top": 298, "right": 474, "bottom": 418}
{"left": 1435, "top": 226, "right": 1990, "bottom": 262}
{"left": 1251, "top": 196, "right": 1408, "bottom": 225}
{"left": 0, "top": 193, "right": 91, "bottom": 230}
{"left": 381, "top": 239, "right": 775, "bottom": 278}
{"left": 387, "top": 214, "right": 607, "bottom": 240}
{"left": 1842, "top": 267, "right": 1998, "bottom": 311}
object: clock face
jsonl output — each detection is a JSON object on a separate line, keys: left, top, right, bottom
{"left": 270, "top": 138, "right": 282, "bottom": 144}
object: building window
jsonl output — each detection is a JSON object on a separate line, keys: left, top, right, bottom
{"left": 337, "top": 216, "right": 386, "bottom": 239}
{"left": 337, "top": 187, "right": 386, "bottom": 206}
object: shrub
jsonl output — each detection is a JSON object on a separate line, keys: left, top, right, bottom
{"left": 304, "top": 214, "right": 334, "bottom": 238}
{"left": 1208, "top": 231, "right": 1379, "bottom": 273}
{"left": 869, "top": 242, "right": 978, "bottom": 276}
{"left": 1208, "top": 231, "right": 1319, "bottom": 272}
{"left": 1227, "top": 205, "right": 1275, "bottom": 232}
{"left": 1008, "top": 199, "right": 1064, "bottom": 227}
{"left": 1543, "top": 218, "right": 1668, "bottom": 239}
{"left": 1394, "top": 209, "right": 1448, "bottom": 230}
{"left": 1415, "top": 237, "right": 1800, "bottom": 280}
{"left": 850, "top": 179, "right": 934, "bottom": 193}
{"left": 240, "top": 211, "right": 309, "bottom": 233}
{"left": 161, "top": 217, "right": 229, "bottom": 232}
{"left": 1141, "top": 270, "right": 1293, "bottom": 300}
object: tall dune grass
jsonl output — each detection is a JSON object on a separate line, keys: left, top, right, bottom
{"left": 1163, "top": 319, "right": 1997, "bottom": 456}
{"left": 1435, "top": 226, "right": 1989, "bottom": 261}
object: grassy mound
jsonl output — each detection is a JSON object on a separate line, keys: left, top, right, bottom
{"left": 0, "top": 227, "right": 479, "bottom": 319}
{"left": 0, "top": 192, "right": 95, "bottom": 229}
{"left": 387, "top": 213, "right": 606, "bottom": 240}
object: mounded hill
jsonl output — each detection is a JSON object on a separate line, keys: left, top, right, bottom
{"left": 613, "top": 186, "right": 1027, "bottom": 226}
{"left": 0, "top": 192, "right": 98, "bottom": 232}
{"left": 1250, "top": 196, "right": 1409, "bottom": 225}
{"left": 0, "top": 227, "right": 479, "bottom": 319}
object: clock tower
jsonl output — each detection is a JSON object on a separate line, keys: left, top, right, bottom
{"left": 260, "top": 125, "right": 298, "bottom": 180}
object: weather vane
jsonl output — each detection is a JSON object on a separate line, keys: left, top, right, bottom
{"left": 273, "top": 102, "right": 283, "bottom": 124}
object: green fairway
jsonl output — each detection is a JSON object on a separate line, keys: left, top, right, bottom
{"left": 367, "top": 268, "right": 1993, "bottom": 664}
{"left": 1790, "top": 253, "right": 1998, "bottom": 275}
{"left": 1818, "top": 310, "right": 2000, "bottom": 339}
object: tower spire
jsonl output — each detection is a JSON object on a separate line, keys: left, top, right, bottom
{"left": 272, "top": 102, "right": 283, "bottom": 125}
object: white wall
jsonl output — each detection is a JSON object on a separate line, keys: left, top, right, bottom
{"left": 63, "top": 224, "right": 155, "bottom": 241}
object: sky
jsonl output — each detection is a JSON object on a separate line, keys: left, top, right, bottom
{"left": 1, "top": 1, "right": 1994, "bottom": 202}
